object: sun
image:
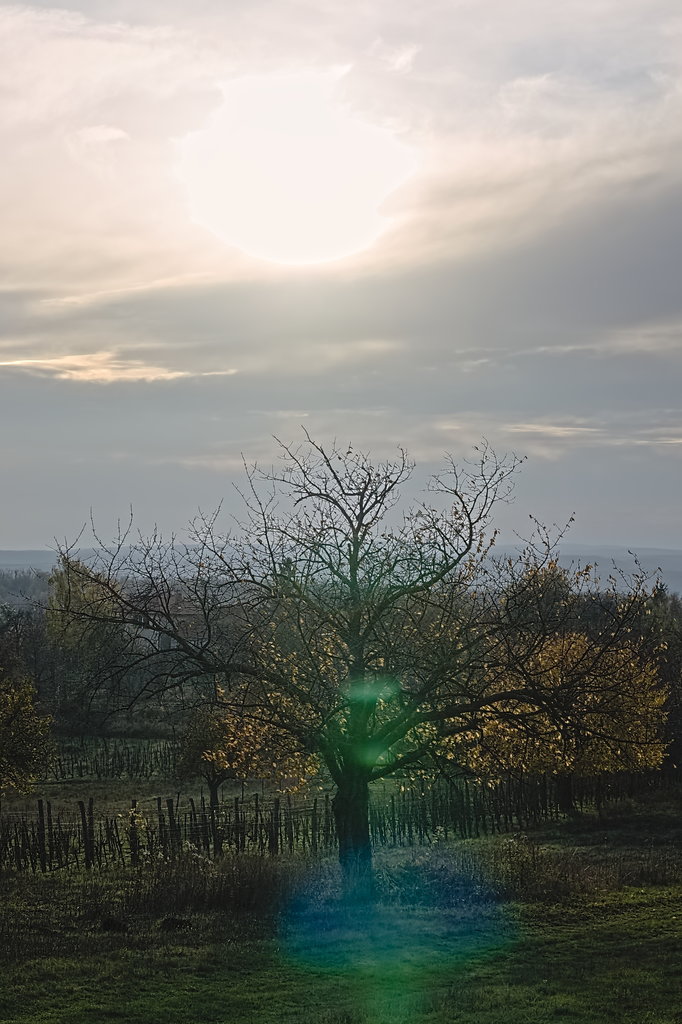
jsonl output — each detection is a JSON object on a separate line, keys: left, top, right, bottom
{"left": 176, "top": 70, "right": 416, "bottom": 265}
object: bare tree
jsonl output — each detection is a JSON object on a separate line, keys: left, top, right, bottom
{"left": 56, "top": 435, "right": 665, "bottom": 893}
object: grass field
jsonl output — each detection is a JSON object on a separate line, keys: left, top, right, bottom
{"left": 2, "top": 886, "right": 680, "bottom": 1023}
{"left": 2, "top": 788, "right": 681, "bottom": 1024}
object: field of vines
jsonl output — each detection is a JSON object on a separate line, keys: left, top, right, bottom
{"left": 2, "top": 736, "right": 675, "bottom": 874}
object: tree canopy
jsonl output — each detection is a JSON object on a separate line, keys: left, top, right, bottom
{"left": 0, "top": 676, "right": 51, "bottom": 795}
{"left": 458, "top": 631, "right": 666, "bottom": 777}
{"left": 176, "top": 693, "right": 317, "bottom": 808}
{"left": 56, "top": 435, "right": 667, "bottom": 890}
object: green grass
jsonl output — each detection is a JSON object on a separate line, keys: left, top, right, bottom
{"left": 1, "top": 886, "right": 680, "bottom": 1023}
{"left": 3, "top": 787, "right": 682, "bottom": 1023}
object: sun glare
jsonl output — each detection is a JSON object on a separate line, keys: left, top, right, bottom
{"left": 176, "top": 71, "right": 416, "bottom": 265}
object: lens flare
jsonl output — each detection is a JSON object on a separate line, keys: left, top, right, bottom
{"left": 280, "top": 851, "right": 514, "bottom": 1022}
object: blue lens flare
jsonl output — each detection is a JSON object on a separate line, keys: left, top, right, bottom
{"left": 279, "top": 848, "right": 516, "bottom": 1022}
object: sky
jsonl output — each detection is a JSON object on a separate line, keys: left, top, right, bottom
{"left": 2, "top": 0, "right": 682, "bottom": 550}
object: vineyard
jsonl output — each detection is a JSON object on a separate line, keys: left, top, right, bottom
{"left": 3, "top": 739, "right": 682, "bottom": 1024}
{"left": 47, "top": 737, "right": 178, "bottom": 782}
{"left": 2, "top": 742, "right": 674, "bottom": 874}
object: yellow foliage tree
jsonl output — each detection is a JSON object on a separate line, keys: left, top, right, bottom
{"left": 450, "top": 632, "right": 667, "bottom": 806}
{"left": 177, "top": 691, "right": 317, "bottom": 808}
{"left": 0, "top": 675, "right": 52, "bottom": 794}
{"left": 46, "top": 556, "right": 118, "bottom": 640}
{"left": 46, "top": 556, "right": 131, "bottom": 723}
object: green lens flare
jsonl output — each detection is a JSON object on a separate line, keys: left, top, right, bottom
{"left": 280, "top": 852, "right": 515, "bottom": 1023}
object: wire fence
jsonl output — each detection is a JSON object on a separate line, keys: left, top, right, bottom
{"left": 2, "top": 769, "right": 676, "bottom": 874}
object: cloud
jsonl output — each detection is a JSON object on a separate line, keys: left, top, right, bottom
{"left": 70, "top": 124, "right": 131, "bottom": 145}
{"left": 500, "top": 412, "right": 682, "bottom": 458}
{"left": 0, "top": 6, "right": 230, "bottom": 292}
{"left": 603, "top": 321, "right": 682, "bottom": 354}
{"left": 367, "top": 38, "right": 420, "bottom": 74}
{"left": 0, "top": 351, "right": 237, "bottom": 382}
{"left": 4, "top": 0, "right": 682, "bottom": 292}
{"left": 505, "top": 423, "right": 602, "bottom": 439}
{"left": 2, "top": 1, "right": 682, "bottom": 548}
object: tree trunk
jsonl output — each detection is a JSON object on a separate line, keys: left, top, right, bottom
{"left": 332, "top": 771, "right": 373, "bottom": 900}
{"left": 556, "top": 773, "right": 575, "bottom": 814}
{"left": 207, "top": 777, "right": 221, "bottom": 811}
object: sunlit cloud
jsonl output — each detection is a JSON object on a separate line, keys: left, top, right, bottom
{"left": 516, "top": 320, "right": 682, "bottom": 359}
{"left": 4, "top": 1, "right": 682, "bottom": 288}
{"left": 250, "top": 410, "right": 311, "bottom": 420}
{"left": 506, "top": 424, "right": 602, "bottom": 439}
{"left": 603, "top": 321, "right": 682, "bottom": 354}
{"left": 229, "top": 338, "right": 405, "bottom": 377}
{"left": 367, "top": 38, "right": 420, "bottom": 75}
{"left": 501, "top": 417, "right": 682, "bottom": 456}
{"left": 2, "top": 0, "right": 682, "bottom": 547}
{"left": 0, "top": 352, "right": 237, "bottom": 383}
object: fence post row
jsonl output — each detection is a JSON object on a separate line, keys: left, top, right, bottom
{"left": 1, "top": 770, "right": 677, "bottom": 873}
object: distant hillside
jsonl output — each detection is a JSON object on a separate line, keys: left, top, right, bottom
{"left": 1, "top": 544, "right": 681, "bottom": 596}
{"left": 554, "top": 544, "right": 682, "bottom": 596}
{"left": 0, "top": 550, "right": 58, "bottom": 572}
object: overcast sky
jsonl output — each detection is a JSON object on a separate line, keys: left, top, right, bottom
{"left": 2, "top": 1, "right": 681, "bottom": 550}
